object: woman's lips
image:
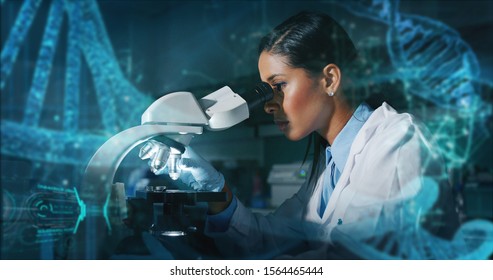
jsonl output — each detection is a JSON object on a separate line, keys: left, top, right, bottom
{"left": 274, "top": 120, "right": 289, "bottom": 131}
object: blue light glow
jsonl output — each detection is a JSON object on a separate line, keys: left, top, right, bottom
{"left": 102, "top": 192, "right": 112, "bottom": 234}
{"left": 72, "top": 186, "right": 86, "bottom": 234}
{"left": 1, "top": 0, "right": 152, "bottom": 166}
{"left": 1, "top": 0, "right": 491, "bottom": 259}
{"left": 1, "top": 0, "right": 41, "bottom": 89}
{"left": 23, "top": 0, "right": 64, "bottom": 127}
{"left": 337, "top": 0, "right": 492, "bottom": 168}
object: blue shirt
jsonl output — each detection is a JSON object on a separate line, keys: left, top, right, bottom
{"left": 319, "top": 102, "right": 373, "bottom": 216}
{"left": 207, "top": 195, "right": 238, "bottom": 232}
{"left": 208, "top": 103, "right": 374, "bottom": 230}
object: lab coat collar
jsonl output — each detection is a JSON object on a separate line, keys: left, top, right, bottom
{"left": 340, "top": 102, "right": 397, "bottom": 169}
{"left": 321, "top": 102, "right": 398, "bottom": 222}
{"left": 328, "top": 102, "right": 374, "bottom": 172}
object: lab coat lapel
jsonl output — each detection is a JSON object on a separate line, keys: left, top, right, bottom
{"left": 322, "top": 103, "right": 390, "bottom": 223}
{"left": 305, "top": 168, "right": 327, "bottom": 223}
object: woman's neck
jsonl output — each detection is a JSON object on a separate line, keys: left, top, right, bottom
{"left": 320, "top": 98, "right": 354, "bottom": 146}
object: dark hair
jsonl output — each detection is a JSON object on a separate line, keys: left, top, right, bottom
{"left": 258, "top": 11, "right": 358, "bottom": 76}
{"left": 259, "top": 11, "right": 359, "bottom": 183}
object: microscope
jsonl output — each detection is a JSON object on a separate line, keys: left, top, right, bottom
{"left": 71, "top": 82, "right": 273, "bottom": 259}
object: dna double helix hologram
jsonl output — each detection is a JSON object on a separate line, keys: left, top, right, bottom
{"left": 1, "top": 0, "right": 152, "bottom": 166}
{"left": 335, "top": 0, "right": 492, "bottom": 168}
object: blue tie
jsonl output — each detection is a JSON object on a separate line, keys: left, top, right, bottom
{"left": 319, "top": 156, "right": 337, "bottom": 217}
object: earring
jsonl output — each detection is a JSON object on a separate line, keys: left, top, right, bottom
{"left": 328, "top": 91, "right": 334, "bottom": 97}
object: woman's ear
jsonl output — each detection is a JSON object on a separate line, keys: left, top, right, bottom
{"left": 322, "top": 64, "right": 341, "bottom": 96}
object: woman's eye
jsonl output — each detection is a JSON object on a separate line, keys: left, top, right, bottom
{"left": 273, "top": 82, "right": 286, "bottom": 92}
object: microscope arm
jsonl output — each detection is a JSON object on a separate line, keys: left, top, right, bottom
{"left": 75, "top": 124, "right": 200, "bottom": 259}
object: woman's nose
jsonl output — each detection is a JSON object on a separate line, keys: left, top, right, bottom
{"left": 264, "top": 98, "right": 280, "bottom": 114}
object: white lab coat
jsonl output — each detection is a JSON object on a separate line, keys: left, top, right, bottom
{"left": 205, "top": 102, "right": 450, "bottom": 259}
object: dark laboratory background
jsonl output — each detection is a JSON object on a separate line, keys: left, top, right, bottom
{"left": 1, "top": 0, "right": 492, "bottom": 259}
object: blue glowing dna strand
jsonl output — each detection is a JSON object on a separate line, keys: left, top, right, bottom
{"left": 1, "top": 0, "right": 152, "bottom": 165}
{"left": 334, "top": 219, "right": 493, "bottom": 259}
{"left": 331, "top": 177, "right": 493, "bottom": 259}
{"left": 329, "top": 0, "right": 493, "bottom": 259}
{"left": 1, "top": 0, "right": 153, "bottom": 247}
{"left": 335, "top": 0, "right": 492, "bottom": 168}
{"left": 2, "top": 0, "right": 492, "bottom": 259}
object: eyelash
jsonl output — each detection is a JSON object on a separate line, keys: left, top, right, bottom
{"left": 273, "top": 82, "right": 286, "bottom": 92}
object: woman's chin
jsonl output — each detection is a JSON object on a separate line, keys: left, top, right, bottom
{"left": 284, "top": 130, "right": 306, "bottom": 141}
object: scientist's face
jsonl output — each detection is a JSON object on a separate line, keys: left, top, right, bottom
{"left": 259, "top": 51, "right": 331, "bottom": 141}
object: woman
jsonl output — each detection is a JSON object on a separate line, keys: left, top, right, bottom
{"left": 143, "top": 11, "right": 457, "bottom": 259}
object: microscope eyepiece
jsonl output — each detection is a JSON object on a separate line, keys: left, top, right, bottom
{"left": 242, "top": 82, "right": 274, "bottom": 112}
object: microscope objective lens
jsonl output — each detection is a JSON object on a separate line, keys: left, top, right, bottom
{"left": 167, "top": 153, "right": 181, "bottom": 180}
